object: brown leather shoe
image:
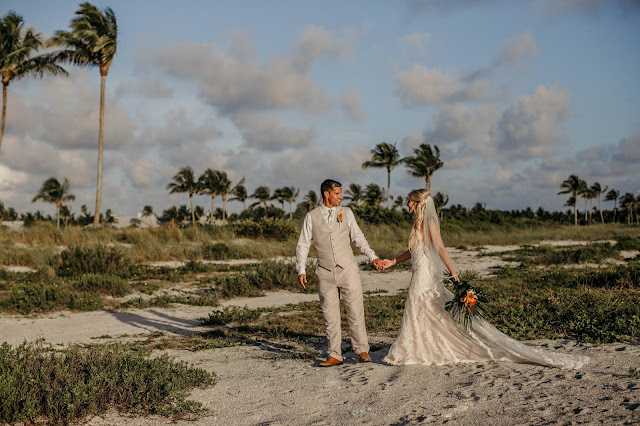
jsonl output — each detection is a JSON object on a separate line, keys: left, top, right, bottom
{"left": 359, "top": 352, "right": 371, "bottom": 363}
{"left": 318, "top": 356, "right": 343, "bottom": 367}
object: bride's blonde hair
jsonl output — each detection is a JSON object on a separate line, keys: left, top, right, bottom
{"left": 408, "top": 188, "right": 430, "bottom": 248}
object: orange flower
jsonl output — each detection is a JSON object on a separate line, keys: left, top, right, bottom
{"left": 337, "top": 212, "right": 343, "bottom": 222}
{"left": 462, "top": 291, "right": 477, "bottom": 307}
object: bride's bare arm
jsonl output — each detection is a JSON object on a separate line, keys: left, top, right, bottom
{"left": 382, "top": 250, "right": 411, "bottom": 269}
{"left": 429, "top": 219, "right": 459, "bottom": 281}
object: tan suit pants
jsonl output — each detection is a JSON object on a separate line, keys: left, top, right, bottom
{"left": 316, "top": 262, "right": 369, "bottom": 360}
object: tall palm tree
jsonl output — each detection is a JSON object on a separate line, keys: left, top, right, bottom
{"left": 362, "top": 142, "right": 401, "bottom": 208}
{"left": 273, "top": 186, "right": 298, "bottom": 219}
{"left": 403, "top": 143, "right": 444, "bottom": 191}
{"left": 363, "top": 183, "right": 384, "bottom": 207}
{"left": 577, "top": 179, "right": 590, "bottom": 224}
{"left": 198, "top": 168, "right": 222, "bottom": 225}
{"left": 230, "top": 182, "right": 249, "bottom": 211}
{"left": 433, "top": 191, "right": 449, "bottom": 221}
{"left": 0, "top": 11, "right": 68, "bottom": 151}
{"left": 167, "top": 166, "right": 198, "bottom": 227}
{"left": 303, "top": 190, "right": 319, "bottom": 211}
{"left": 251, "top": 186, "right": 271, "bottom": 216}
{"left": 48, "top": 2, "right": 117, "bottom": 227}
{"left": 558, "top": 174, "right": 583, "bottom": 226}
{"left": 589, "top": 182, "right": 608, "bottom": 224}
{"left": 344, "top": 183, "right": 363, "bottom": 206}
{"left": 219, "top": 173, "right": 244, "bottom": 222}
{"left": 604, "top": 188, "right": 620, "bottom": 223}
{"left": 32, "top": 177, "right": 75, "bottom": 229}
{"left": 620, "top": 192, "right": 636, "bottom": 224}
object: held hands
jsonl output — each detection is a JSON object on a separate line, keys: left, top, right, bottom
{"left": 372, "top": 258, "right": 384, "bottom": 271}
{"left": 381, "top": 258, "right": 396, "bottom": 270}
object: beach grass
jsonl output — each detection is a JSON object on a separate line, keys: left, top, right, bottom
{"left": 0, "top": 340, "right": 214, "bottom": 425}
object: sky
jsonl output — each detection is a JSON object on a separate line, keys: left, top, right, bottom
{"left": 1, "top": 0, "right": 639, "bottom": 218}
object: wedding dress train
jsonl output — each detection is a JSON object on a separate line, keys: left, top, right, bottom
{"left": 383, "top": 219, "right": 589, "bottom": 369}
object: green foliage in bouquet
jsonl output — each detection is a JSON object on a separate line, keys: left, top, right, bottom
{"left": 445, "top": 279, "right": 488, "bottom": 331}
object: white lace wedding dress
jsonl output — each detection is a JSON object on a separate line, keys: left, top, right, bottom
{"left": 382, "top": 199, "right": 589, "bottom": 369}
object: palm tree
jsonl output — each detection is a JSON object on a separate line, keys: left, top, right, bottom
{"left": 363, "top": 183, "right": 384, "bottom": 207}
{"left": 604, "top": 188, "right": 620, "bottom": 223}
{"left": 273, "top": 186, "right": 299, "bottom": 219}
{"left": 403, "top": 143, "right": 444, "bottom": 191}
{"left": 198, "top": 168, "right": 222, "bottom": 225}
{"left": 251, "top": 186, "right": 271, "bottom": 216}
{"left": 344, "top": 183, "right": 363, "bottom": 206}
{"left": 303, "top": 190, "right": 319, "bottom": 211}
{"left": 219, "top": 173, "right": 244, "bottom": 222}
{"left": 392, "top": 195, "right": 404, "bottom": 210}
{"left": 32, "top": 177, "right": 75, "bottom": 229}
{"left": 433, "top": 191, "right": 449, "bottom": 221}
{"left": 620, "top": 192, "right": 636, "bottom": 224}
{"left": 362, "top": 142, "right": 401, "bottom": 208}
{"left": 230, "top": 182, "right": 249, "bottom": 211}
{"left": 558, "top": 174, "right": 583, "bottom": 226}
{"left": 48, "top": 2, "right": 117, "bottom": 227}
{"left": 0, "top": 11, "right": 68, "bottom": 151}
{"left": 577, "top": 179, "right": 590, "bottom": 224}
{"left": 142, "top": 205, "right": 154, "bottom": 217}
{"left": 167, "top": 166, "right": 198, "bottom": 227}
{"left": 589, "top": 182, "right": 608, "bottom": 224}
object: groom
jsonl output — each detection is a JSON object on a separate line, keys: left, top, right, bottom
{"left": 296, "top": 179, "right": 383, "bottom": 366}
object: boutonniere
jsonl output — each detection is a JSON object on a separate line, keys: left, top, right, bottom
{"left": 337, "top": 212, "right": 343, "bottom": 227}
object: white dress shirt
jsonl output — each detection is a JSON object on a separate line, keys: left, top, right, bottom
{"left": 295, "top": 204, "right": 378, "bottom": 274}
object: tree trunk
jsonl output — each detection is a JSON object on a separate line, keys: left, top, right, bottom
{"left": 56, "top": 202, "right": 61, "bottom": 230}
{"left": 289, "top": 201, "right": 293, "bottom": 220}
{"left": 574, "top": 195, "right": 577, "bottom": 226}
{"left": 190, "top": 193, "right": 195, "bottom": 227}
{"left": 584, "top": 198, "right": 588, "bottom": 224}
{"left": 386, "top": 169, "right": 391, "bottom": 209}
{"left": 93, "top": 72, "right": 107, "bottom": 227}
{"left": 0, "top": 83, "right": 7, "bottom": 151}
{"left": 210, "top": 195, "right": 215, "bottom": 225}
{"left": 598, "top": 196, "right": 604, "bottom": 224}
{"left": 425, "top": 176, "right": 430, "bottom": 191}
{"left": 222, "top": 195, "right": 227, "bottom": 222}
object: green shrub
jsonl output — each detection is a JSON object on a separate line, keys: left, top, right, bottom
{"left": 56, "top": 245, "right": 133, "bottom": 277}
{"left": 201, "top": 242, "right": 246, "bottom": 260}
{"left": 0, "top": 341, "right": 214, "bottom": 425}
{"left": 201, "top": 306, "right": 262, "bottom": 325}
{"left": 232, "top": 218, "right": 297, "bottom": 241}
{"left": 212, "top": 260, "right": 316, "bottom": 298}
{"left": 0, "top": 282, "right": 102, "bottom": 314}
{"left": 615, "top": 236, "right": 640, "bottom": 251}
{"left": 73, "top": 273, "right": 131, "bottom": 297}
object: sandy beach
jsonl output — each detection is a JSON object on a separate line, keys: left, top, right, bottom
{"left": 1, "top": 244, "right": 638, "bottom": 424}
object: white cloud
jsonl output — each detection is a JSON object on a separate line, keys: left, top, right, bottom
{"left": 5, "top": 70, "right": 136, "bottom": 150}
{"left": 395, "top": 65, "right": 488, "bottom": 106}
{"left": 232, "top": 112, "right": 316, "bottom": 151}
{"left": 292, "top": 25, "right": 350, "bottom": 72}
{"left": 155, "top": 42, "right": 330, "bottom": 116}
{"left": 424, "top": 104, "right": 498, "bottom": 143}
{"left": 340, "top": 88, "right": 364, "bottom": 122}
{"left": 488, "top": 85, "right": 571, "bottom": 160}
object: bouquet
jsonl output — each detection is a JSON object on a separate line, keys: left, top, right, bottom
{"left": 444, "top": 278, "right": 488, "bottom": 331}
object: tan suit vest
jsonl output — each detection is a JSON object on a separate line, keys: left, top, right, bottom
{"left": 310, "top": 206, "right": 357, "bottom": 271}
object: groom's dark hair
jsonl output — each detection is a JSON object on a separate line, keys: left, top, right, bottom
{"left": 321, "top": 179, "right": 341, "bottom": 199}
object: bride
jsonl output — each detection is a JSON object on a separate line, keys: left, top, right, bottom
{"left": 381, "top": 189, "right": 589, "bottom": 369}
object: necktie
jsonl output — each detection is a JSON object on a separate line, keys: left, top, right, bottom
{"left": 328, "top": 209, "right": 334, "bottom": 228}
